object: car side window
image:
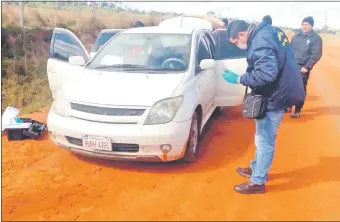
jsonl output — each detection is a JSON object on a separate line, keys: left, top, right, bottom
{"left": 203, "top": 32, "right": 216, "bottom": 59}
{"left": 202, "top": 34, "right": 215, "bottom": 59}
{"left": 213, "top": 29, "right": 247, "bottom": 60}
{"left": 196, "top": 34, "right": 212, "bottom": 66}
{"left": 50, "top": 32, "right": 86, "bottom": 62}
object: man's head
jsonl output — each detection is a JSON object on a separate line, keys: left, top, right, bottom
{"left": 134, "top": 20, "right": 145, "bottom": 28}
{"left": 226, "top": 20, "right": 250, "bottom": 49}
{"left": 301, "top": 16, "right": 314, "bottom": 34}
{"left": 262, "top": 15, "right": 272, "bottom": 25}
{"left": 221, "top": 18, "right": 229, "bottom": 27}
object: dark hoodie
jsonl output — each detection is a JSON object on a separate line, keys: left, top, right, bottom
{"left": 290, "top": 29, "right": 323, "bottom": 71}
{"left": 239, "top": 22, "right": 305, "bottom": 111}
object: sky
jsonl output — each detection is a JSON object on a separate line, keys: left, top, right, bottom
{"left": 121, "top": 1, "right": 340, "bottom": 30}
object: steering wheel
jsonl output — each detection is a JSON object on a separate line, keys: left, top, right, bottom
{"left": 161, "top": 58, "right": 186, "bottom": 69}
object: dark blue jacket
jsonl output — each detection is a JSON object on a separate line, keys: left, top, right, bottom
{"left": 290, "top": 30, "right": 323, "bottom": 71}
{"left": 239, "top": 22, "right": 305, "bottom": 111}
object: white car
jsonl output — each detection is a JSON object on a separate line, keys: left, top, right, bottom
{"left": 46, "top": 25, "right": 247, "bottom": 163}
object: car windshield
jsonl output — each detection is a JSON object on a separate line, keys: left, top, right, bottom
{"left": 87, "top": 33, "right": 192, "bottom": 72}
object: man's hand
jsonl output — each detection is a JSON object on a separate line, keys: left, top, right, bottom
{"left": 301, "top": 67, "right": 309, "bottom": 73}
{"left": 222, "top": 69, "right": 240, "bottom": 84}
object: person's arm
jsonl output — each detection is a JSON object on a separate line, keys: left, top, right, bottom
{"left": 239, "top": 46, "right": 279, "bottom": 88}
{"left": 304, "top": 36, "right": 322, "bottom": 71}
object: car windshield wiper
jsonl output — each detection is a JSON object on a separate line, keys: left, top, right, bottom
{"left": 149, "top": 67, "right": 184, "bottom": 71}
{"left": 93, "top": 64, "right": 147, "bottom": 70}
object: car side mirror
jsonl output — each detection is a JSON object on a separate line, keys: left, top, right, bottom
{"left": 69, "top": 56, "right": 85, "bottom": 66}
{"left": 199, "top": 59, "right": 215, "bottom": 70}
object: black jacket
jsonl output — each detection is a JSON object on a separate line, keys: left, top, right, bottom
{"left": 290, "top": 30, "right": 323, "bottom": 71}
{"left": 239, "top": 22, "right": 305, "bottom": 111}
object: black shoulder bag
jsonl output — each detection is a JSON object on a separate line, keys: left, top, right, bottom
{"left": 242, "top": 51, "right": 287, "bottom": 120}
{"left": 242, "top": 86, "right": 267, "bottom": 119}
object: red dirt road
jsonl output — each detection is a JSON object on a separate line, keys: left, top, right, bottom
{"left": 2, "top": 36, "right": 340, "bottom": 221}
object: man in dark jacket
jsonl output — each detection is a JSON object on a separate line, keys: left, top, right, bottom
{"left": 222, "top": 20, "right": 304, "bottom": 194}
{"left": 290, "top": 16, "right": 323, "bottom": 118}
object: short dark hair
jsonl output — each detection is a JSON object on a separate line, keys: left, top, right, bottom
{"left": 262, "top": 15, "right": 272, "bottom": 25}
{"left": 226, "top": 20, "right": 250, "bottom": 39}
{"left": 221, "top": 18, "right": 229, "bottom": 27}
{"left": 134, "top": 21, "right": 144, "bottom": 28}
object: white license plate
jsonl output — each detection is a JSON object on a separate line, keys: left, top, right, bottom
{"left": 82, "top": 135, "right": 112, "bottom": 151}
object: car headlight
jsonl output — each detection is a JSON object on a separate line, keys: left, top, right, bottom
{"left": 52, "top": 90, "right": 66, "bottom": 117}
{"left": 144, "top": 96, "right": 183, "bottom": 125}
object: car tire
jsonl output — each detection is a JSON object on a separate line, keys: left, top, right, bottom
{"left": 213, "top": 106, "right": 223, "bottom": 117}
{"left": 183, "top": 111, "right": 200, "bottom": 163}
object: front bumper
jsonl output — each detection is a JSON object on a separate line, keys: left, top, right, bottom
{"left": 47, "top": 110, "right": 192, "bottom": 162}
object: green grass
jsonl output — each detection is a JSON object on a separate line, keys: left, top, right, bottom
{"left": 1, "top": 58, "right": 52, "bottom": 114}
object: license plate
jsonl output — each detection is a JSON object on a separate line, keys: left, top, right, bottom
{"left": 82, "top": 135, "right": 112, "bottom": 151}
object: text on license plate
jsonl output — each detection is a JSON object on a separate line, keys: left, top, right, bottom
{"left": 82, "top": 136, "right": 112, "bottom": 151}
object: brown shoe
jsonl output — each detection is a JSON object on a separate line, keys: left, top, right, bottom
{"left": 236, "top": 167, "right": 252, "bottom": 178}
{"left": 234, "top": 181, "right": 265, "bottom": 194}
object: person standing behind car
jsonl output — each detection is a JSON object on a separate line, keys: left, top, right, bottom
{"left": 222, "top": 20, "right": 304, "bottom": 194}
{"left": 262, "top": 15, "right": 272, "bottom": 25}
{"left": 290, "top": 16, "right": 323, "bottom": 118}
{"left": 220, "top": 17, "right": 229, "bottom": 28}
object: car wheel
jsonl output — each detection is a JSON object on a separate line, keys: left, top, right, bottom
{"left": 183, "top": 112, "right": 200, "bottom": 163}
{"left": 213, "top": 106, "right": 223, "bottom": 117}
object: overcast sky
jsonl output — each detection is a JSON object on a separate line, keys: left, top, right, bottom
{"left": 121, "top": 1, "right": 340, "bottom": 30}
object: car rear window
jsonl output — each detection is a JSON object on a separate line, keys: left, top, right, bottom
{"left": 91, "top": 31, "right": 120, "bottom": 52}
{"left": 99, "top": 33, "right": 118, "bottom": 47}
{"left": 213, "top": 29, "right": 247, "bottom": 60}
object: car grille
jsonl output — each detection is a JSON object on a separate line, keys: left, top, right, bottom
{"left": 65, "top": 136, "right": 139, "bottom": 153}
{"left": 70, "top": 103, "right": 145, "bottom": 116}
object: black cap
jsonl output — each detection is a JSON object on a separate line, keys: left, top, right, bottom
{"left": 262, "top": 15, "right": 272, "bottom": 25}
{"left": 302, "top": 16, "right": 314, "bottom": 26}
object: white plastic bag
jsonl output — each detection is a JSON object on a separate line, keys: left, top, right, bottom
{"left": 2, "top": 106, "right": 20, "bottom": 131}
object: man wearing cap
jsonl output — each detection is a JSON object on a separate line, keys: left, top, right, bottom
{"left": 289, "top": 16, "right": 323, "bottom": 118}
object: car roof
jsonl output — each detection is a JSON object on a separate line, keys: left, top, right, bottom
{"left": 122, "top": 26, "right": 196, "bottom": 34}
{"left": 159, "top": 16, "right": 225, "bottom": 31}
{"left": 100, "top": 29, "right": 125, "bottom": 34}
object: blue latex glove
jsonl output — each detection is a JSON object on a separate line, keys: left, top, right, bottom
{"left": 221, "top": 69, "right": 240, "bottom": 84}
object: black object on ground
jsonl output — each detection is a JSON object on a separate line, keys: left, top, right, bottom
{"left": 23, "top": 120, "right": 46, "bottom": 139}
{"left": 7, "top": 128, "right": 27, "bottom": 141}
{"left": 6, "top": 118, "right": 46, "bottom": 141}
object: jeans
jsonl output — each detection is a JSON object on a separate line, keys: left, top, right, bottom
{"left": 250, "top": 110, "right": 284, "bottom": 184}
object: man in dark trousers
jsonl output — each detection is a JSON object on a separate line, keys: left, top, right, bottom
{"left": 222, "top": 20, "right": 304, "bottom": 194}
{"left": 290, "top": 16, "right": 323, "bottom": 118}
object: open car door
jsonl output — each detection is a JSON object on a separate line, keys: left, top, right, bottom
{"left": 213, "top": 29, "right": 248, "bottom": 107}
{"left": 47, "top": 28, "right": 90, "bottom": 98}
